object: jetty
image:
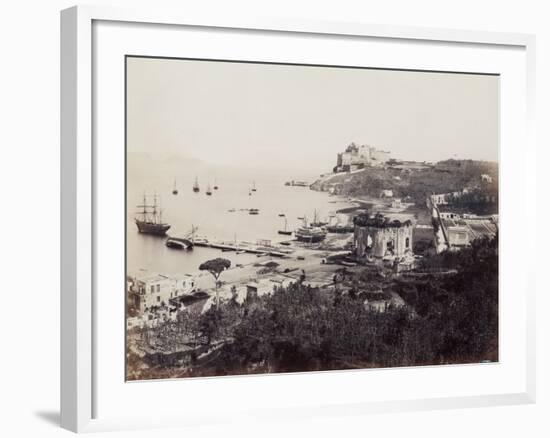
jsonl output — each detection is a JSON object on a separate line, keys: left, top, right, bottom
{"left": 192, "top": 238, "right": 294, "bottom": 258}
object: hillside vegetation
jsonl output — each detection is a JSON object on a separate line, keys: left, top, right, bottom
{"left": 312, "top": 159, "right": 498, "bottom": 207}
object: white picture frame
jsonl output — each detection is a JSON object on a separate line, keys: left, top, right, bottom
{"left": 60, "top": 4, "right": 536, "bottom": 433}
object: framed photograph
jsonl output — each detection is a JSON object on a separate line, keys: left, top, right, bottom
{"left": 61, "top": 5, "right": 536, "bottom": 433}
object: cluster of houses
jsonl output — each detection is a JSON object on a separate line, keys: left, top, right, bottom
{"left": 126, "top": 271, "right": 197, "bottom": 329}
{"left": 127, "top": 170, "right": 499, "bottom": 327}
{"left": 428, "top": 193, "right": 498, "bottom": 254}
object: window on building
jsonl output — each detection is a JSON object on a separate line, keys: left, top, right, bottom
{"left": 157, "top": 296, "right": 160, "bottom": 302}
{"left": 405, "top": 237, "right": 410, "bottom": 248}
{"left": 156, "top": 284, "right": 160, "bottom": 292}
{"left": 366, "top": 234, "right": 373, "bottom": 250}
{"left": 150, "top": 285, "right": 154, "bottom": 294}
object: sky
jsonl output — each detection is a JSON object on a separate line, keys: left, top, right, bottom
{"left": 126, "top": 57, "right": 499, "bottom": 174}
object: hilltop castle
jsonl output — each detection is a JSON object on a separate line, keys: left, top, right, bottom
{"left": 335, "top": 142, "right": 391, "bottom": 172}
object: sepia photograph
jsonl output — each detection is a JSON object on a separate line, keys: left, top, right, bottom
{"left": 125, "top": 56, "right": 499, "bottom": 381}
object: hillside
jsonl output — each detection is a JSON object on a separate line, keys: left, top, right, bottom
{"left": 311, "top": 159, "right": 499, "bottom": 207}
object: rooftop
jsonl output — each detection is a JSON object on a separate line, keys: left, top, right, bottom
{"left": 131, "top": 270, "right": 172, "bottom": 283}
{"left": 354, "top": 213, "right": 412, "bottom": 229}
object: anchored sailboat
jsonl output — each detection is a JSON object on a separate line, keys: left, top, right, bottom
{"left": 134, "top": 193, "right": 171, "bottom": 236}
{"left": 206, "top": 183, "right": 212, "bottom": 196}
{"left": 172, "top": 178, "right": 178, "bottom": 195}
{"left": 192, "top": 177, "right": 200, "bottom": 193}
{"left": 278, "top": 217, "right": 292, "bottom": 235}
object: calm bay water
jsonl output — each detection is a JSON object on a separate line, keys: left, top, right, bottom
{"left": 126, "top": 167, "right": 352, "bottom": 276}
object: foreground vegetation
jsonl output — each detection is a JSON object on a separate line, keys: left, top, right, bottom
{"left": 127, "top": 236, "right": 498, "bottom": 380}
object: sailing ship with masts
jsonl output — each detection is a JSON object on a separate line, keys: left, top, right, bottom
{"left": 192, "top": 177, "right": 200, "bottom": 193}
{"left": 309, "top": 209, "right": 328, "bottom": 227}
{"left": 134, "top": 193, "right": 171, "bottom": 236}
{"left": 172, "top": 178, "right": 178, "bottom": 195}
{"left": 278, "top": 217, "right": 292, "bottom": 235}
{"left": 206, "top": 183, "right": 212, "bottom": 196}
{"left": 294, "top": 215, "right": 327, "bottom": 243}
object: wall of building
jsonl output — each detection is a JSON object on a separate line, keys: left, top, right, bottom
{"left": 131, "top": 274, "right": 196, "bottom": 312}
{"left": 355, "top": 224, "right": 413, "bottom": 259}
{"left": 369, "top": 147, "right": 391, "bottom": 165}
{"left": 138, "top": 277, "right": 174, "bottom": 310}
{"left": 447, "top": 227, "right": 470, "bottom": 247}
{"left": 335, "top": 143, "right": 391, "bottom": 171}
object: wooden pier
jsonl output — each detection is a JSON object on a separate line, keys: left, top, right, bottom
{"left": 192, "top": 239, "right": 294, "bottom": 258}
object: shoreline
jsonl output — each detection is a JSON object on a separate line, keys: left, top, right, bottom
{"left": 335, "top": 199, "right": 373, "bottom": 214}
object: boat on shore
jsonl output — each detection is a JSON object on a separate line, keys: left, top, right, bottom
{"left": 294, "top": 216, "right": 327, "bottom": 243}
{"left": 295, "top": 226, "right": 327, "bottom": 243}
{"left": 165, "top": 236, "right": 193, "bottom": 250}
{"left": 135, "top": 193, "right": 171, "bottom": 236}
{"left": 249, "top": 208, "right": 259, "bottom": 215}
{"left": 309, "top": 209, "right": 328, "bottom": 227}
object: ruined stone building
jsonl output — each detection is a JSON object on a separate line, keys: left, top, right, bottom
{"left": 353, "top": 213, "right": 413, "bottom": 260}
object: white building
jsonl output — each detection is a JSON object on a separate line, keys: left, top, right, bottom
{"left": 128, "top": 271, "right": 196, "bottom": 313}
{"left": 430, "top": 193, "right": 449, "bottom": 205}
{"left": 446, "top": 225, "right": 470, "bottom": 248}
{"left": 439, "top": 211, "right": 460, "bottom": 219}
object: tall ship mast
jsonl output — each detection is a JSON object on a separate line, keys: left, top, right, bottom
{"left": 310, "top": 209, "right": 328, "bottom": 227}
{"left": 294, "top": 215, "right": 327, "bottom": 243}
{"left": 278, "top": 217, "right": 292, "bottom": 235}
{"left": 134, "top": 193, "right": 171, "bottom": 236}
